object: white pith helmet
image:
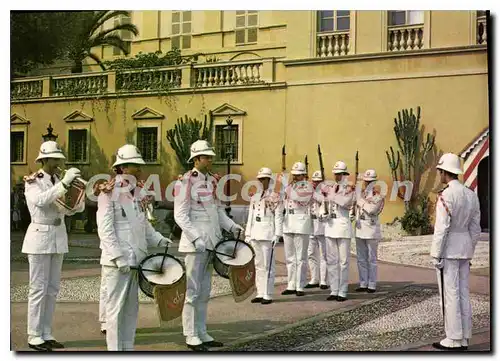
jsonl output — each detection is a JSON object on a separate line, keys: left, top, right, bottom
{"left": 188, "top": 140, "right": 216, "bottom": 162}
{"left": 291, "top": 162, "right": 307, "bottom": 175}
{"left": 35, "top": 141, "right": 65, "bottom": 162}
{"left": 332, "top": 161, "right": 349, "bottom": 175}
{"left": 112, "top": 144, "right": 146, "bottom": 167}
{"left": 363, "top": 169, "right": 377, "bottom": 181}
{"left": 311, "top": 170, "right": 323, "bottom": 181}
{"left": 436, "top": 153, "right": 463, "bottom": 175}
{"left": 257, "top": 167, "right": 273, "bottom": 179}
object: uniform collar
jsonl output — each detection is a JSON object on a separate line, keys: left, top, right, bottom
{"left": 192, "top": 167, "right": 208, "bottom": 180}
{"left": 447, "top": 179, "right": 460, "bottom": 187}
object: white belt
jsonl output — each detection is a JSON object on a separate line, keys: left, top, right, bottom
{"left": 32, "top": 218, "right": 62, "bottom": 226}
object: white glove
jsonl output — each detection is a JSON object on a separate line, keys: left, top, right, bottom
{"left": 244, "top": 236, "right": 251, "bottom": 244}
{"left": 272, "top": 235, "right": 280, "bottom": 247}
{"left": 193, "top": 238, "right": 206, "bottom": 253}
{"left": 433, "top": 257, "right": 444, "bottom": 269}
{"left": 158, "top": 237, "right": 173, "bottom": 247}
{"left": 114, "top": 257, "right": 130, "bottom": 273}
{"left": 231, "top": 224, "right": 245, "bottom": 238}
{"left": 61, "top": 167, "right": 81, "bottom": 187}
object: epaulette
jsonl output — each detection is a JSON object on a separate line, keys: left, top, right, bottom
{"left": 23, "top": 171, "right": 42, "bottom": 184}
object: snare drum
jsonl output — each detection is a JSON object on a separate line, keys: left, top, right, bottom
{"left": 212, "top": 239, "right": 255, "bottom": 279}
{"left": 138, "top": 253, "right": 185, "bottom": 298}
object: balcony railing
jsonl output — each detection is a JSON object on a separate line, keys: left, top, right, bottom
{"left": 477, "top": 16, "right": 487, "bottom": 45}
{"left": 11, "top": 59, "right": 275, "bottom": 101}
{"left": 317, "top": 31, "right": 350, "bottom": 57}
{"left": 388, "top": 24, "right": 424, "bottom": 52}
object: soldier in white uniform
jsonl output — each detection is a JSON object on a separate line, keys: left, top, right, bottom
{"left": 354, "top": 169, "right": 385, "bottom": 293}
{"left": 281, "top": 162, "right": 313, "bottom": 297}
{"left": 324, "top": 161, "right": 355, "bottom": 301}
{"left": 305, "top": 170, "right": 329, "bottom": 290}
{"left": 174, "top": 140, "right": 244, "bottom": 352}
{"left": 245, "top": 167, "right": 284, "bottom": 304}
{"left": 430, "top": 153, "right": 481, "bottom": 351}
{"left": 22, "top": 141, "right": 85, "bottom": 351}
{"left": 96, "top": 144, "right": 172, "bottom": 351}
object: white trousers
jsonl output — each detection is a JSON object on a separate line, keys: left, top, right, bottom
{"left": 99, "top": 266, "right": 107, "bottom": 327}
{"left": 355, "top": 238, "right": 379, "bottom": 289}
{"left": 182, "top": 251, "right": 213, "bottom": 344}
{"left": 102, "top": 266, "right": 139, "bottom": 351}
{"left": 27, "top": 254, "right": 64, "bottom": 342}
{"left": 307, "top": 235, "right": 328, "bottom": 285}
{"left": 283, "top": 233, "right": 310, "bottom": 292}
{"left": 437, "top": 259, "right": 472, "bottom": 341}
{"left": 250, "top": 240, "right": 276, "bottom": 300}
{"left": 325, "top": 237, "right": 350, "bottom": 297}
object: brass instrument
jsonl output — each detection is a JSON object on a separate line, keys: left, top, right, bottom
{"left": 144, "top": 201, "right": 158, "bottom": 225}
{"left": 55, "top": 167, "right": 88, "bottom": 212}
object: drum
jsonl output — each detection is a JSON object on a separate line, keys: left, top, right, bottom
{"left": 138, "top": 253, "right": 185, "bottom": 298}
{"left": 212, "top": 239, "right": 255, "bottom": 279}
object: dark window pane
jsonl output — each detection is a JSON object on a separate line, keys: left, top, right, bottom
{"left": 137, "top": 127, "right": 158, "bottom": 163}
{"left": 182, "top": 35, "right": 191, "bottom": 49}
{"left": 477, "top": 10, "right": 487, "bottom": 17}
{"left": 389, "top": 11, "right": 406, "bottom": 26}
{"left": 214, "top": 125, "right": 239, "bottom": 161}
{"left": 235, "top": 29, "right": 246, "bottom": 44}
{"left": 236, "top": 15, "right": 246, "bottom": 27}
{"left": 172, "top": 12, "right": 180, "bottom": 23}
{"left": 320, "top": 18, "right": 334, "bottom": 32}
{"left": 172, "top": 23, "right": 180, "bottom": 34}
{"left": 337, "top": 17, "right": 350, "bottom": 31}
{"left": 248, "top": 14, "right": 258, "bottom": 26}
{"left": 247, "top": 28, "right": 257, "bottom": 43}
{"left": 337, "top": 10, "right": 350, "bottom": 17}
{"left": 68, "top": 129, "right": 87, "bottom": 163}
{"left": 171, "top": 35, "right": 180, "bottom": 49}
{"left": 182, "top": 11, "right": 191, "bottom": 21}
{"left": 319, "top": 10, "right": 333, "bottom": 18}
{"left": 182, "top": 22, "right": 191, "bottom": 33}
{"left": 11, "top": 132, "right": 24, "bottom": 162}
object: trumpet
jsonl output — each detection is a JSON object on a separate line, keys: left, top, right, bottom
{"left": 54, "top": 167, "right": 88, "bottom": 213}
{"left": 145, "top": 202, "right": 158, "bottom": 225}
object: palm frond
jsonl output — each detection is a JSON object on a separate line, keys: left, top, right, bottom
{"left": 87, "top": 52, "right": 106, "bottom": 71}
{"left": 92, "top": 34, "right": 130, "bottom": 55}
{"left": 91, "top": 23, "right": 138, "bottom": 44}
{"left": 91, "top": 10, "right": 132, "bottom": 35}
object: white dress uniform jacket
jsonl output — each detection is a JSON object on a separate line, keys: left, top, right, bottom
{"left": 355, "top": 186, "right": 385, "bottom": 290}
{"left": 307, "top": 189, "right": 328, "bottom": 286}
{"left": 97, "top": 175, "right": 165, "bottom": 351}
{"left": 324, "top": 182, "right": 355, "bottom": 298}
{"left": 22, "top": 169, "right": 85, "bottom": 345}
{"left": 245, "top": 189, "right": 284, "bottom": 300}
{"left": 430, "top": 180, "right": 481, "bottom": 344}
{"left": 174, "top": 168, "right": 238, "bottom": 347}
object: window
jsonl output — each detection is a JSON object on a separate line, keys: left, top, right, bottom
{"left": 11, "top": 132, "right": 25, "bottom": 163}
{"left": 317, "top": 10, "right": 350, "bottom": 32}
{"left": 113, "top": 15, "right": 133, "bottom": 56}
{"left": 235, "top": 10, "right": 258, "bottom": 45}
{"left": 477, "top": 10, "right": 487, "bottom": 18}
{"left": 172, "top": 11, "right": 192, "bottom": 49}
{"left": 388, "top": 11, "right": 424, "bottom": 26}
{"left": 214, "top": 124, "right": 239, "bottom": 162}
{"left": 137, "top": 127, "right": 158, "bottom": 163}
{"left": 68, "top": 129, "right": 88, "bottom": 163}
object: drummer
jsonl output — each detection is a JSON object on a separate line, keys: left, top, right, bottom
{"left": 96, "top": 144, "right": 172, "bottom": 351}
{"left": 174, "top": 140, "right": 244, "bottom": 352}
{"left": 244, "top": 167, "right": 284, "bottom": 305}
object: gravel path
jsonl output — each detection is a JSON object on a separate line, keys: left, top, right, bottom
{"left": 224, "top": 286, "right": 490, "bottom": 351}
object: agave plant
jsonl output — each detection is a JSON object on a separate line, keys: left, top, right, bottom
{"left": 67, "top": 10, "right": 139, "bottom": 73}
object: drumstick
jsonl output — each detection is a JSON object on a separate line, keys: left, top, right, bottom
{"left": 160, "top": 224, "right": 177, "bottom": 273}
{"left": 130, "top": 266, "right": 163, "bottom": 273}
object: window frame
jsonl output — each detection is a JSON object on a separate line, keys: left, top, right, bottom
{"left": 10, "top": 130, "right": 26, "bottom": 164}
{"left": 134, "top": 119, "right": 162, "bottom": 165}
{"left": 317, "top": 10, "right": 351, "bottom": 33}
{"left": 235, "top": 10, "right": 259, "bottom": 46}
{"left": 387, "top": 10, "right": 424, "bottom": 27}
{"left": 66, "top": 124, "right": 91, "bottom": 165}
{"left": 136, "top": 126, "right": 159, "bottom": 164}
{"left": 212, "top": 117, "right": 243, "bottom": 165}
{"left": 171, "top": 10, "right": 192, "bottom": 50}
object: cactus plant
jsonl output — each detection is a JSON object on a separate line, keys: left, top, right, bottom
{"left": 166, "top": 111, "right": 214, "bottom": 171}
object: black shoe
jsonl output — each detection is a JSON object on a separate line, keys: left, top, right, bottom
{"left": 45, "top": 340, "right": 64, "bottom": 349}
{"left": 296, "top": 291, "right": 305, "bottom": 296}
{"left": 261, "top": 299, "right": 273, "bottom": 305}
{"left": 101, "top": 329, "right": 107, "bottom": 335}
{"left": 320, "top": 285, "right": 329, "bottom": 290}
{"left": 432, "top": 342, "right": 468, "bottom": 351}
{"left": 281, "top": 289, "right": 296, "bottom": 295}
{"left": 326, "top": 295, "right": 338, "bottom": 301}
{"left": 367, "top": 288, "right": 376, "bottom": 293}
{"left": 305, "top": 283, "right": 319, "bottom": 289}
{"left": 203, "top": 340, "right": 224, "bottom": 348}
{"left": 337, "top": 296, "right": 347, "bottom": 302}
{"left": 187, "top": 343, "right": 209, "bottom": 352}
{"left": 251, "top": 297, "right": 263, "bottom": 303}
{"left": 355, "top": 287, "right": 368, "bottom": 292}
{"left": 28, "top": 342, "right": 52, "bottom": 352}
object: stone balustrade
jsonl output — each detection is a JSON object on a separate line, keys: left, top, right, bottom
{"left": 316, "top": 31, "right": 350, "bottom": 57}
{"left": 388, "top": 24, "right": 424, "bottom": 52}
{"left": 477, "top": 16, "right": 487, "bottom": 45}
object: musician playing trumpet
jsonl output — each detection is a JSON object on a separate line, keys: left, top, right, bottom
{"left": 22, "top": 141, "right": 85, "bottom": 351}
{"left": 96, "top": 144, "right": 172, "bottom": 351}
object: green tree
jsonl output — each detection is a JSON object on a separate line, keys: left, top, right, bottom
{"left": 66, "top": 10, "right": 139, "bottom": 73}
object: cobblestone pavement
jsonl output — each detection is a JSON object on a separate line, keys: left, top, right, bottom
{"left": 223, "top": 286, "right": 490, "bottom": 352}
